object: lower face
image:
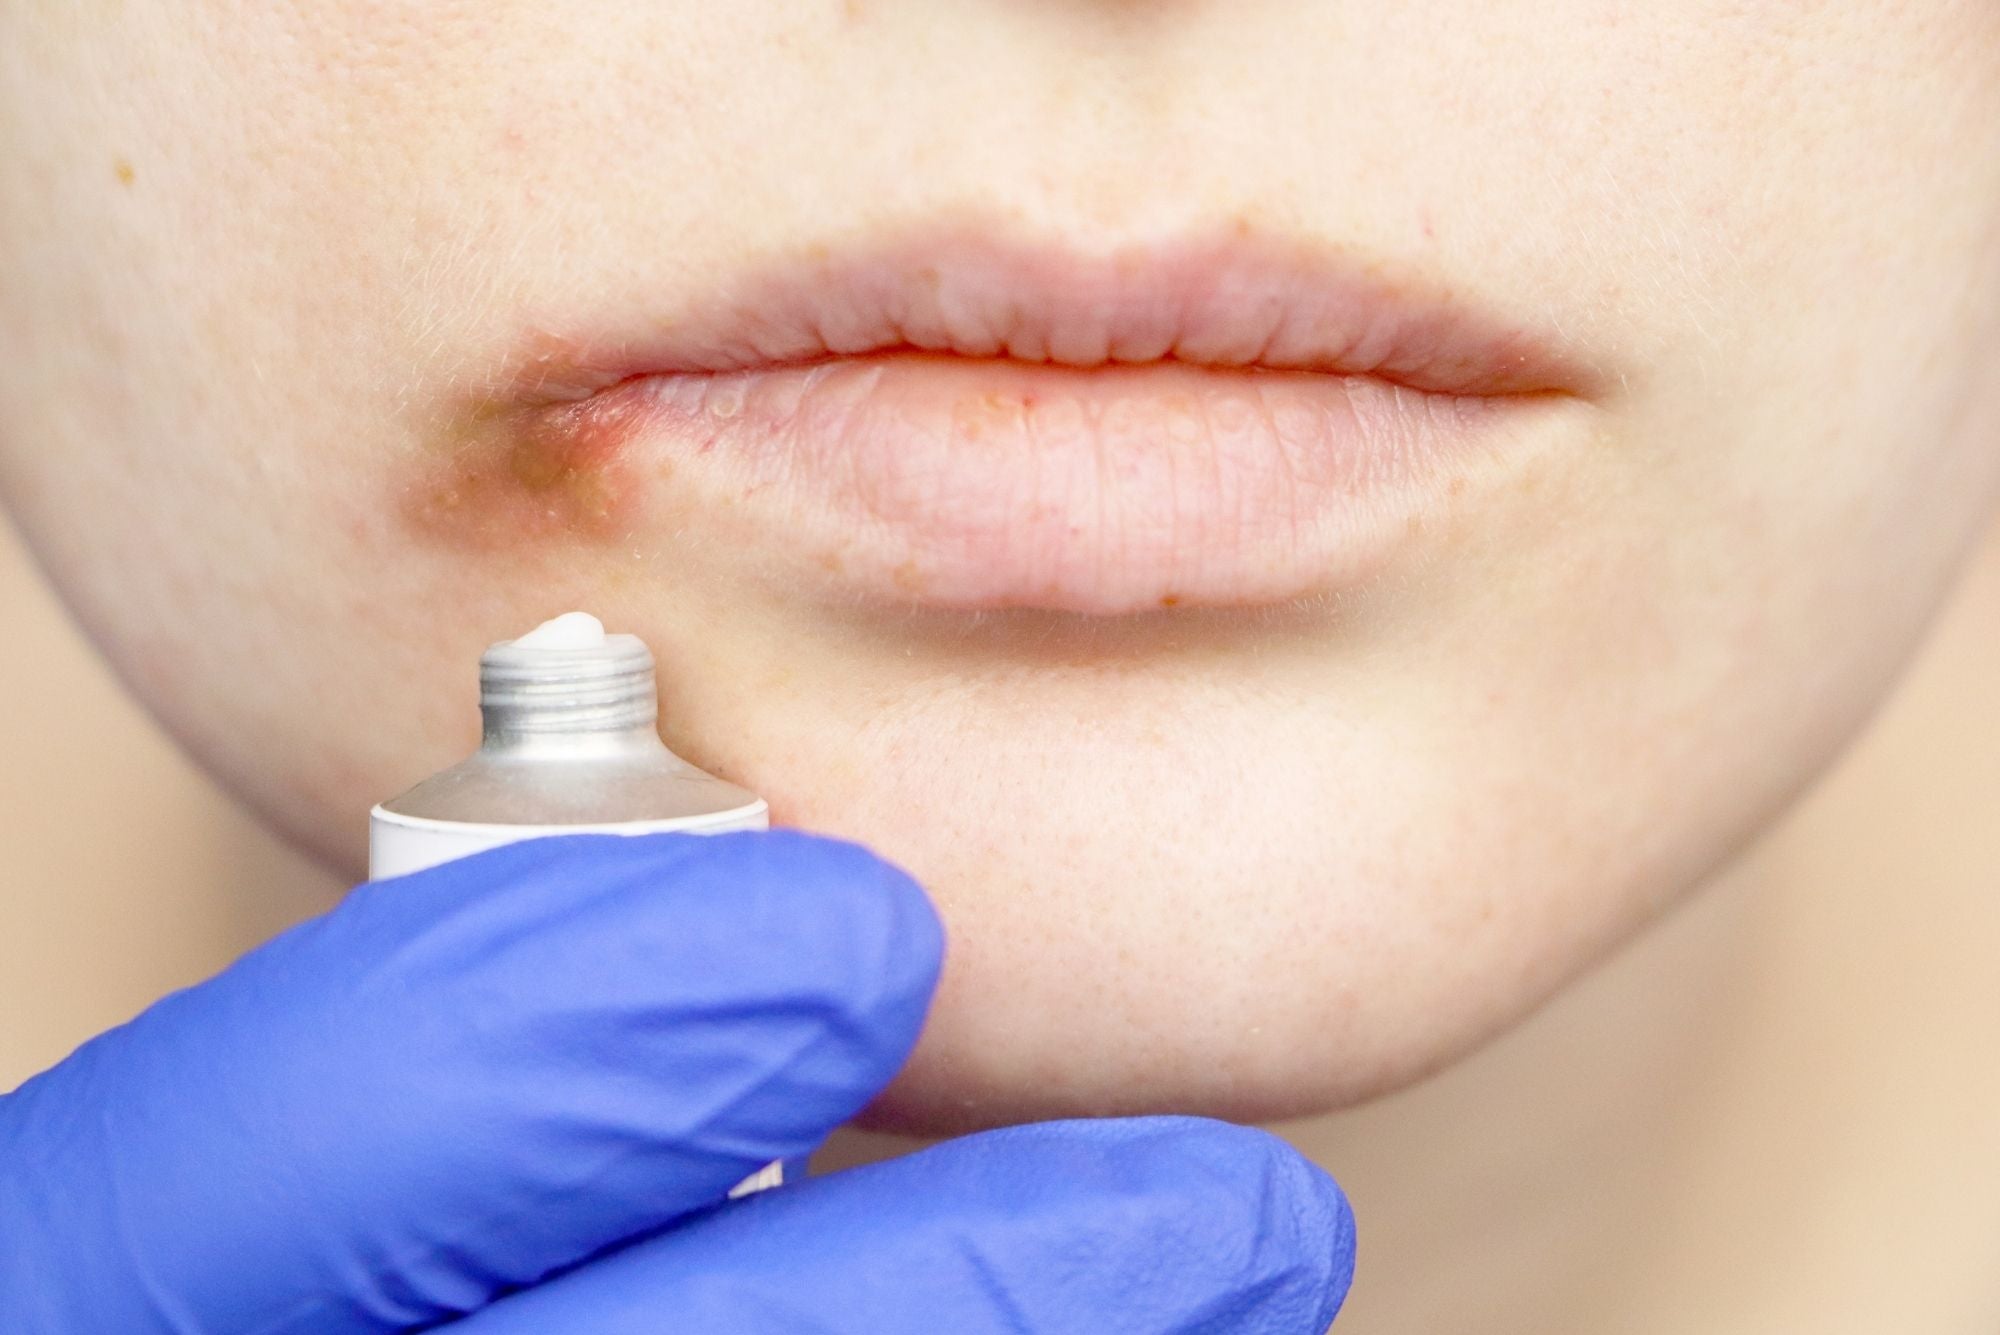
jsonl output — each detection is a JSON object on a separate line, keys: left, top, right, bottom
{"left": 2, "top": 4, "right": 1997, "bottom": 1130}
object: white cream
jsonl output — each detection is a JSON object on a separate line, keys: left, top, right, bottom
{"left": 509, "top": 611, "right": 607, "bottom": 651}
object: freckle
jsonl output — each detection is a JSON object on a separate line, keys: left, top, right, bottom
{"left": 891, "top": 560, "right": 924, "bottom": 591}
{"left": 1447, "top": 475, "right": 1467, "bottom": 497}
{"left": 1159, "top": 593, "right": 1180, "bottom": 608}
{"left": 842, "top": 0, "right": 866, "bottom": 21}
{"left": 113, "top": 158, "right": 135, "bottom": 186}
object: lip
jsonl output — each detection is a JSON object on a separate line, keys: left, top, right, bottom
{"left": 422, "top": 220, "right": 1601, "bottom": 615}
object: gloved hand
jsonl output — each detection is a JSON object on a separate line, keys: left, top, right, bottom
{"left": 0, "top": 830, "right": 1355, "bottom": 1332}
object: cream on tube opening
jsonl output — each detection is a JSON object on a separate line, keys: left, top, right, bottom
{"left": 509, "top": 611, "right": 607, "bottom": 651}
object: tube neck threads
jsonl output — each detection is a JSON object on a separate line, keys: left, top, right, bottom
{"left": 478, "top": 632, "right": 658, "bottom": 737}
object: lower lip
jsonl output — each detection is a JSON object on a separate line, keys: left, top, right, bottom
{"left": 518, "top": 352, "right": 1540, "bottom": 615}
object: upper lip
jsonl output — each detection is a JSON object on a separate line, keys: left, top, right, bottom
{"left": 482, "top": 215, "right": 1602, "bottom": 409}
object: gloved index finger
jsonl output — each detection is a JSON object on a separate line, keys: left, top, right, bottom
{"left": 0, "top": 829, "right": 942, "bottom": 1335}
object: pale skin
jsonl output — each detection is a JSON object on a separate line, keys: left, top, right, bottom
{"left": 3, "top": 3, "right": 1999, "bottom": 1330}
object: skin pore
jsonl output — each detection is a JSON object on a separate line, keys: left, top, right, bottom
{"left": 3, "top": 3, "right": 1998, "bottom": 1329}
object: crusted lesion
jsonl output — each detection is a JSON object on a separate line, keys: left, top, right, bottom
{"left": 399, "top": 390, "right": 650, "bottom": 551}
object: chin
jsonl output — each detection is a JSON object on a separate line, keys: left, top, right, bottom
{"left": 723, "top": 683, "right": 1673, "bottom": 1138}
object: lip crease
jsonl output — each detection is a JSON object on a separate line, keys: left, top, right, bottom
{"left": 420, "top": 220, "right": 1600, "bottom": 615}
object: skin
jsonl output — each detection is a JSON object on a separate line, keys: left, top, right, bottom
{"left": 2, "top": 2, "right": 1998, "bottom": 1321}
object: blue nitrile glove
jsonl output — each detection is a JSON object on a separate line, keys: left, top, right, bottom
{"left": 0, "top": 830, "right": 1355, "bottom": 1332}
